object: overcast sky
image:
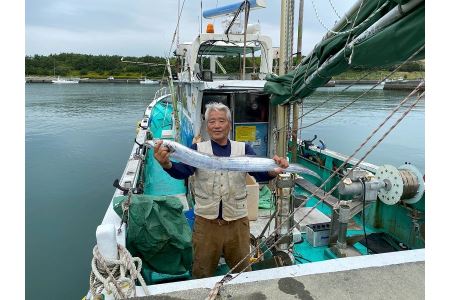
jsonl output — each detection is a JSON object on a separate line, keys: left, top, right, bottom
{"left": 26, "top": 0, "right": 355, "bottom": 57}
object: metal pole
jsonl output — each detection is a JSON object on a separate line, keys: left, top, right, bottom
{"left": 200, "top": 1, "right": 203, "bottom": 33}
{"left": 177, "top": 0, "right": 180, "bottom": 46}
{"left": 276, "top": 0, "right": 295, "bottom": 157}
{"left": 242, "top": 1, "right": 249, "bottom": 80}
{"left": 291, "top": 0, "right": 304, "bottom": 163}
{"left": 296, "top": 0, "right": 304, "bottom": 62}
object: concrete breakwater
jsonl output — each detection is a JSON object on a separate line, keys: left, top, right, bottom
{"left": 383, "top": 79, "right": 425, "bottom": 91}
{"left": 335, "top": 79, "right": 425, "bottom": 91}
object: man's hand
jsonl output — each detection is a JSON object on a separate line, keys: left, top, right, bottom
{"left": 153, "top": 140, "right": 172, "bottom": 169}
{"left": 268, "top": 155, "right": 289, "bottom": 177}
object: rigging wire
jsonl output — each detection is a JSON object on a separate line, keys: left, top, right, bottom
{"left": 168, "top": 0, "right": 188, "bottom": 57}
{"left": 310, "top": 0, "right": 389, "bottom": 36}
{"left": 328, "top": 0, "right": 344, "bottom": 20}
{"left": 289, "top": 0, "right": 366, "bottom": 98}
{"left": 207, "top": 83, "right": 424, "bottom": 299}
{"left": 298, "top": 70, "right": 372, "bottom": 120}
{"left": 275, "top": 44, "right": 425, "bottom": 135}
{"left": 342, "top": 0, "right": 365, "bottom": 60}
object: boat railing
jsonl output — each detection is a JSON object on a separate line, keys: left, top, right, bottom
{"left": 154, "top": 87, "right": 169, "bottom": 100}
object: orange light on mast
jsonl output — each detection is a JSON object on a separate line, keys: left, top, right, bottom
{"left": 206, "top": 23, "right": 215, "bottom": 33}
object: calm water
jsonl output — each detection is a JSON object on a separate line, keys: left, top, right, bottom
{"left": 25, "top": 83, "right": 424, "bottom": 299}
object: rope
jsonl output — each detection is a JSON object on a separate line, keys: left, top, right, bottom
{"left": 89, "top": 244, "right": 149, "bottom": 299}
{"left": 300, "top": 70, "right": 372, "bottom": 118}
{"left": 168, "top": 0, "right": 187, "bottom": 56}
{"left": 206, "top": 82, "right": 424, "bottom": 300}
{"left": 287, "top": 0, "right": 367, "bottom": 106}
{"left": 276, "top": 44, "right": 425, "bottom": 134}
{"left": 328, "top": 0, "right": 344, "bottom": 21}
{"left": 342, "top": 0, "right": 365, "bottom": 61}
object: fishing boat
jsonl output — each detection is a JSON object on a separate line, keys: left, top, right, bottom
{"left": 51, "top": 76, "right": 79, "bottom": 84}
{"left": 86, "top": 0, "right": 425, "bottom": 299}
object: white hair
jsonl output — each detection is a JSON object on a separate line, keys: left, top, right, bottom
{"left": 204, "top": 102, "right": 232, "bottom": 122}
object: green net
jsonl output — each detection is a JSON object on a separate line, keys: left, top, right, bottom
{"left": 113, "top": 194, "right": 193, "bottom": 275}
{"left": 258, "top": 185, "right": 272, "bottom": 209}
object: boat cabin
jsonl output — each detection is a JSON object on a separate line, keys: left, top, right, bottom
{"left": 174, "top": 31, "right": 276, "bottom": 157}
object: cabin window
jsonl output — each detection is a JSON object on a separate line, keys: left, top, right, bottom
{"left": 201, "top": 93, "right": 231, "bottom": 114}
{"left": 234, "top": 93, "right": 269, "bottom": 123}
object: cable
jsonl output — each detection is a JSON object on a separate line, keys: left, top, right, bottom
{"left": 274, "top": 45, "right": 425, "bottom": 133}
{"left": 310, "top": 0, "right": 388, "bottom": 36}
{"left": 328, "top": 0, "right": 344, "bottom": 20}
{"left": 299, "top": 70, "right": 372, "bottom": 119}
{"left": 168, "top": 0, "right": 187, "bottom": 56}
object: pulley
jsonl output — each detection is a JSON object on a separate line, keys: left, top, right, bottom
{"left": 375, "top": 164, "right": 424, "bottom": 205}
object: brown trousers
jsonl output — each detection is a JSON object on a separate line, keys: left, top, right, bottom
{"left": 192, "top": 215, "right": 252, "bottom": 278}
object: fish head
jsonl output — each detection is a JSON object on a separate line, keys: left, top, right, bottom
{"left": 162, "top": 140, "right": 176, "bottom": 153}
{"left": 146, "top": 139, "right": 174, "bottom": 153}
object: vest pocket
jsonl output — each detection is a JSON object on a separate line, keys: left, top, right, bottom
{"left": 235, "top": 193, "right": 247, "bottom": 209}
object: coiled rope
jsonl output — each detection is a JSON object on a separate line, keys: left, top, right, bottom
{"left": 89, "top": 244, "right": 149, "bottom": 299}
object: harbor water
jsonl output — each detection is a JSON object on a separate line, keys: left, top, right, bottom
{"left": 25, "top": 83, "right": 424, "bottom": 299}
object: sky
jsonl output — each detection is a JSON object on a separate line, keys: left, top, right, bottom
{"left": 25, "top": 0, "right": 355, "bottom": 57}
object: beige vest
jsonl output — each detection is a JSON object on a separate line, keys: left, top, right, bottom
{"left": 193, "top": 140, "right": 248, "bottom": 221}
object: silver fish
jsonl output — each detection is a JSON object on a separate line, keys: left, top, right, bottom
{"left": 146, "top": 139, "right": 320, "bottom": 179}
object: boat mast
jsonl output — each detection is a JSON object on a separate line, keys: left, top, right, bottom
{"left": 242, "top": 1, "right": 250, "bottom": 80}
{"left": 291, "top": 0, "right": 304, "bottom": 163}
{"left": 177, "top": 0, "right": 180, "bottom": 46}
{"left": 276, "top": 0, "right": 295, "bottom": 157}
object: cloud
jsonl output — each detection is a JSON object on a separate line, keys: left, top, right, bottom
{"left": 26, "top": 0, "right": 354, "bottom": 57}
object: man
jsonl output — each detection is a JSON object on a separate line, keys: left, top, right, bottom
{"left": 154, "top": 102, "right": 289, "bottom": 278}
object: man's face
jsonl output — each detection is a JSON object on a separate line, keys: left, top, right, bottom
{"left": 206, "top": 110, "right": 231, "bottom": 144}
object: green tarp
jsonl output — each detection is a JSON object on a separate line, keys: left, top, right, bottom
{"left": 113, "top": 194, "right": 192, "bottom": 275}
{"left": 144, "top": 100, "right": 186, "bottom": 196}
{"left": 265, "top": 0, "right": 425, "bottom": 105}
{"left": 350, "top": 4, "right": 425, "bottom": 68}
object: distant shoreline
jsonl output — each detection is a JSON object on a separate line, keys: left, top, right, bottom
{"left": 25, "top": 76, "right": 163, "bottom": 84}
{"left": 25, "top": 77, "right": 424, "bottom": 91}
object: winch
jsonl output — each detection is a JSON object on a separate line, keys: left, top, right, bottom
{"left": 329, "top": 164, "right": 424, "bottom": 257}
{"left": 337, "top": 164, "right": 424, "bottom": 205}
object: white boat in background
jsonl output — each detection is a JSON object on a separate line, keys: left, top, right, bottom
{"left": 140, "top": 78, "right": 159, "bottom": 85}
{"left": 51, "top": 76, "right": 79, "bottom": 84}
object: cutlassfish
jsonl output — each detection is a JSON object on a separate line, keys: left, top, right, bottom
{"left": 146, "top": 139, "right": 320, "bottom": 179}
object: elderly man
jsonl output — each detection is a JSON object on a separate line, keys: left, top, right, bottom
{"left": 154, "top": 102, "right": 288, "bottom": 278}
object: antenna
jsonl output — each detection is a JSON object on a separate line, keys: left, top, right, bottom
{"left": 200, "top": 0, "right": 203, "bottom": 33}
{"left": 177, "top": 0, "right": 180, "bottom": 46}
